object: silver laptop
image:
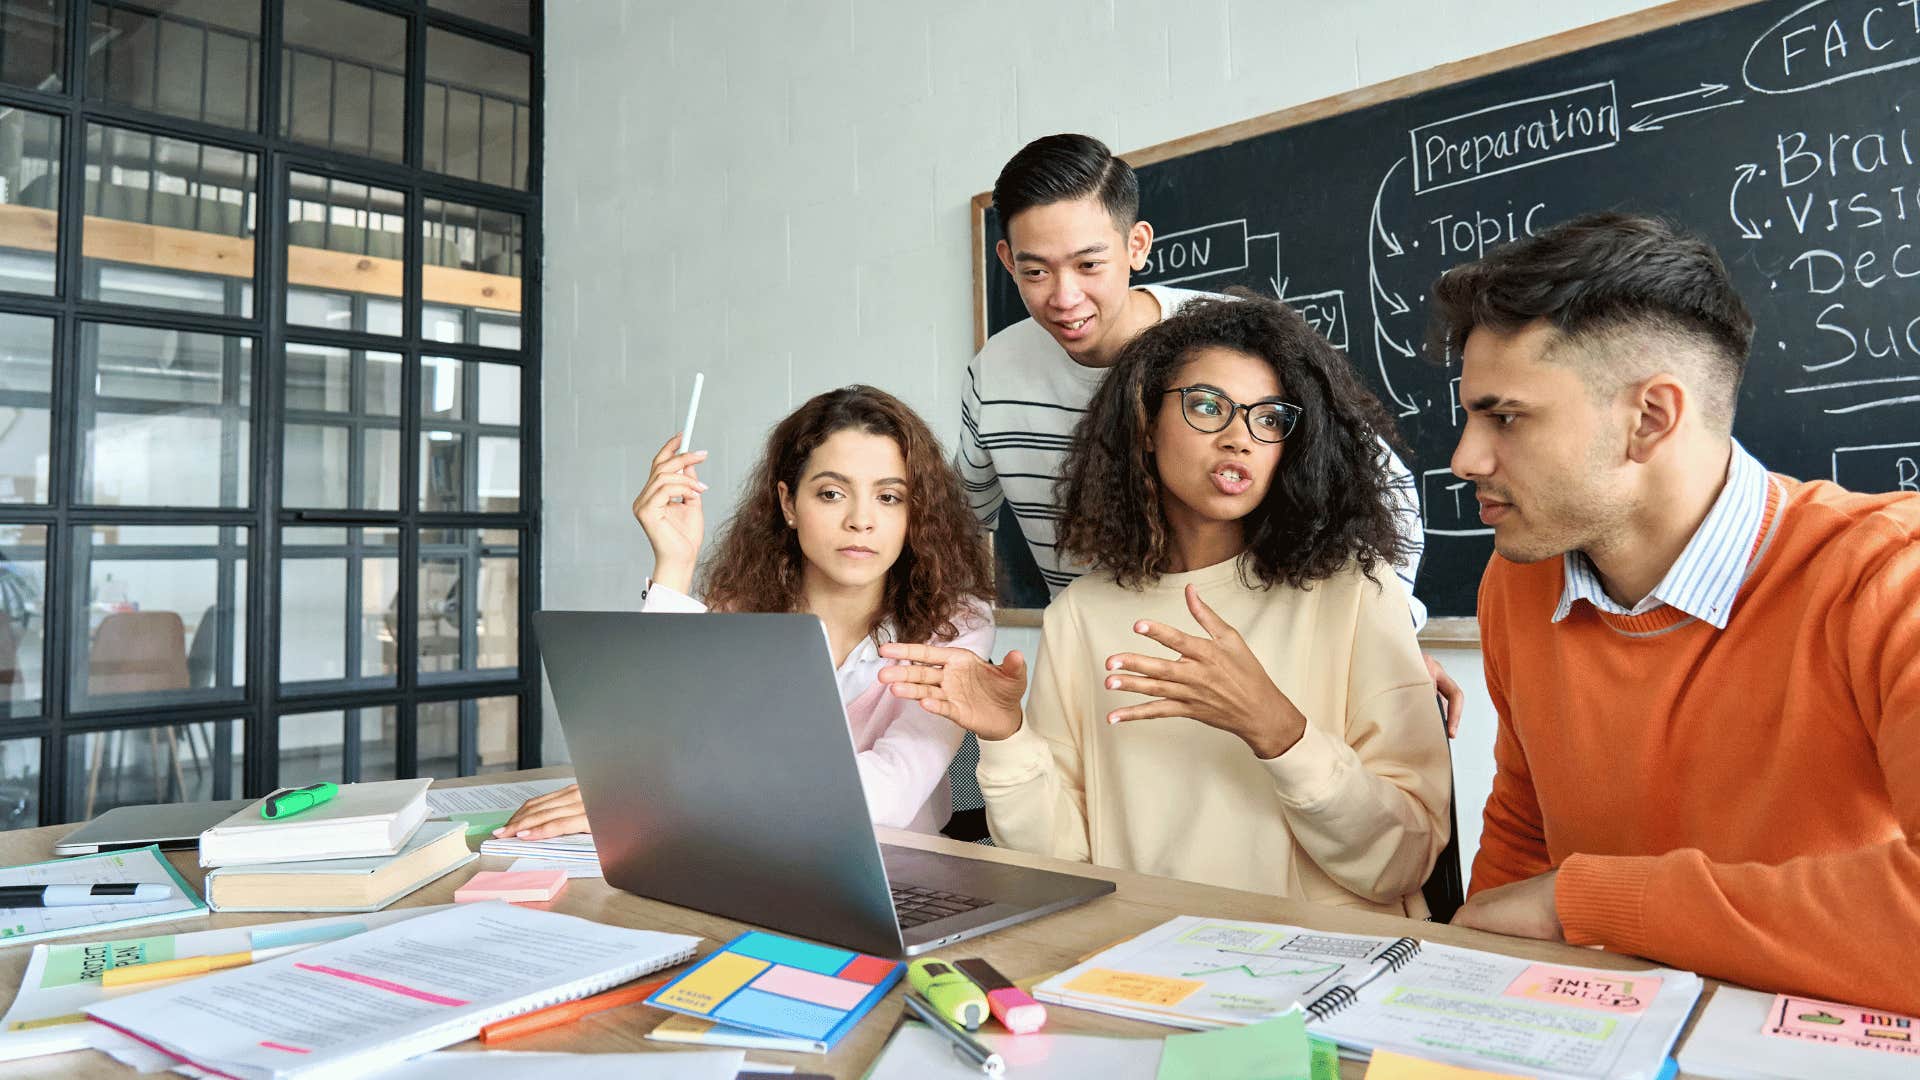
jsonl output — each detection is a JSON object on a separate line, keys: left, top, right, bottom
{"left": 535, "top": 611, "right": 1114, "bottom": 957}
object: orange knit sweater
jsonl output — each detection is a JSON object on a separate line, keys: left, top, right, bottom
{"left": 1471, "top": 475, "right": 1920, "bottom": 1014}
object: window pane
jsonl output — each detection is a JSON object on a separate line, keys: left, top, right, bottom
{"left": 73, "top": 524, "right": 246, "bottom": 710}
{"left": 278, "top": 707, "right": 396, "bottom": 786}
{"left": 85, "top": 1, "right": 261, "bottom": 131}
{"left": 82, "top": 124, "right": 257, "bottom": 316}
{"left": 418, "top": 695, "right": 516, "bottom": 779}
{"left": 0, "top": 313, "right": 51, "bottom": 503}
{"left": 286, "top": 172, "right": 405, "bottom": 335}
{"left": 429, "top": 0, "right": 528, "bottom": 35}
{"left": 421, "top": 358, "right": 519, "bottom": 512}
{"left": 424, "top": 29, "right": 529, "bottom": 190}
{"left": 0, "top": 0, "right": 65, "bottom": 92}
{"left": 281, "top": 0, "right": 406, "bottom": 162}
{"left": 0, "top": 106, "right": 61, "bottom": 296}
{"left": 66, "top": 720, "right": 241, "bottom": 819}
{"left": 80, "top": 322, "right": 253, "bottom": 508}
{"left": 0, "top": 736, "right": 37, "bottom": 829}
{"left": 280, "top": 525, "right": 396, "bottom": 692}
{"left": 419, "top": 528, "right": 516, "bottom": 678}
{"left": 281, "top": 344, "right": 400, "bottom": 510}
{"left": 0, "top": 524, "right": 45, "bottom": 717}
{"left": 422, "top": 199, "right": 521, "bottom": 348}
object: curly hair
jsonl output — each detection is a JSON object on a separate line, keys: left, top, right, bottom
{"left": 700, "top": 385, "right": 993, "bottom": 645}
{"left": 1056, "top": 292, "right": 1412, "bottom": 590}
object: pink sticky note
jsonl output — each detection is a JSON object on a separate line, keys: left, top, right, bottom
{"left": 454, "top": 869, "right": 569, "bottom": 903}
{"left": 749, "top": 963, "right": 872, "bottom": 1011}
{"left": 1503, "top": 964, "right": 1661, "bottom": 1014}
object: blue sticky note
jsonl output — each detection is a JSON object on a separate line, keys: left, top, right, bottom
{"left": 712, "top": 986, "right": 844, "bottom": 1041}
{"left": 250, "top": 922, "right": 365, "bottom": 950}
{"left": 729, "top": 931, "right": 854, "bottom": 977}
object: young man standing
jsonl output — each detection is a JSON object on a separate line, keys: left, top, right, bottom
{"left": 959, "top": 134, "right": 1463, "bottom": 728}
{"left": 1442, "top": 213, "right": 1920, "bottom": 1013}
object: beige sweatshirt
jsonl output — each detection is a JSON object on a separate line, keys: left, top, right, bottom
{"left": 977, "top": 555, "right": 1452, "bottom": 917}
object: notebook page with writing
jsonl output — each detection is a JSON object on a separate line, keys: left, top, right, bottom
{"left": 86, "top": 903, "right": 698, "bottom": 1080}
{"left": 1306, "top": 941, "right": 1700, "bottom": 1079}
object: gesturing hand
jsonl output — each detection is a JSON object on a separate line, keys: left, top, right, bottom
{"left": 875, "top": 643, "right": 1029, "bottom": 742}
{"left": 631, "top": 433, "right": 708, "bottom": 594}
{"left": 1102, "top": 584, "right": 1307, "bottom": 759}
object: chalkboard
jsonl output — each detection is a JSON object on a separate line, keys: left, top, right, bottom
{"left": 972, "top": 0, "right": 1920, "bottom": 621}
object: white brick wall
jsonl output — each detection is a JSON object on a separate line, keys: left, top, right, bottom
{"left": 539, "top": 0, "right": 1664, "bottom": 866}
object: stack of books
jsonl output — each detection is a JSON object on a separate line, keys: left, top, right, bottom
{"left": 197, "top": 779, "right": 474, "bottom": 913}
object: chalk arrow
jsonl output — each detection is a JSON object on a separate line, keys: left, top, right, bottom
{"left": 1375, "top": 323, "right": 1417, "bottom": 359}
{"left": 1628, "top": 97, "right": 1745, "bottom": 134}
{"left": 1729, "top": 163, "right": 1763, "bottom": 240}
{"left": 1371, "top": 158, "right": 1406, "bottom": 257}
{"left": 1370, "top": 260, "right": 1410, "bottom": 316}
{"left": 1629, "top": 81, "right": 1728, "bottom": 109}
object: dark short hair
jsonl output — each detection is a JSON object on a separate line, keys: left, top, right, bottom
{"left": 1056, "top": 292, "right": 1412, "bottom": 591}
{"left": 992, "top": 134, "right": 1139, "bottom": 233}
{"left": 1428, "top": 212, "right": 1755, "bottom": 425}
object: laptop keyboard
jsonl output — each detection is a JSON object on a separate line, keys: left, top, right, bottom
{"left": 890, "top": 885, "right": 991, "bottom": 928}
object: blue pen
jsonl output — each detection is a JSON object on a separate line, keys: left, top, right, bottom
{"left": 1654, "top": 1057, "right": 1679, "bottom": 1080}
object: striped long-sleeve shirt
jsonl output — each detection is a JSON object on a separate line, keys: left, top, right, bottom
{"left": 959, "top": 284, "right": 1427, "bottom": 627}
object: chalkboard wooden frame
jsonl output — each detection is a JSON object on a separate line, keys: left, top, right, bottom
{"left": 970, "top": 0, "right": 1763, "bottom": 646}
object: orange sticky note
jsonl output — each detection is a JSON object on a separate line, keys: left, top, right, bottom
{"left": 1362, "top": 1049, "right": 1530, "bottom": 1079}
{"left": 1062, "top": 967, "right": 1205, "bottom": 1007}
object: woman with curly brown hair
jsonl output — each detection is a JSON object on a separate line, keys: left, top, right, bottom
{"left": 502, "top": 385, "right": 995, "bottom": 837}
{"left": 881, "top": 295, "right": 1452, "bottom": 915}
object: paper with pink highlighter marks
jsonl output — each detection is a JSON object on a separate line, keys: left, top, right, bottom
{"left": 1506, "top": 964, "right": 1662, "bottom": 1014}
{"left": 1764, "top": 994, "right": 1920, "bottom": 1057}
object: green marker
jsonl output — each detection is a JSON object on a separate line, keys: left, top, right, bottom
{"left": 907, "top": 957, "right": 989, "bottom": 1031}
{"left": 262, "top": 782, "right": 338, "bottom": 819}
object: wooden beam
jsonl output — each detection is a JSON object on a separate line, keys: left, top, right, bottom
{"left": 0, "top": 203, "right": 522, "bottom": 313}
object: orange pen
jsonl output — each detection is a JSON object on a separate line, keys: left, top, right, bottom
{"left": 478, "top": 977, "right": 670, "bottom": 1044}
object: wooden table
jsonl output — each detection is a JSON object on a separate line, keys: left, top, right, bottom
{"left": 0, "top": 768, "right": 1716, "bottom": 1077}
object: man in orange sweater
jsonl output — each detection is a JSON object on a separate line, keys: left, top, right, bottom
{"left": 1438, "top": 212, "right": 1920, "bottom": 1014}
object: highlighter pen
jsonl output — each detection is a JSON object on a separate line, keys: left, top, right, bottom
{"left": 954, "top": 958, "right": 1047, "bottom": 1034}
{"left": 907, "top": 957, "right": 989, "bottom": 1031}
{"left": 262, "top": 782, "right": 338, "bottom": 819}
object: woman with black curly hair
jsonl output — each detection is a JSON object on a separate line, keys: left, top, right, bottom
{"left": 881, "top": 295, "right": 1451, "bottom": 915}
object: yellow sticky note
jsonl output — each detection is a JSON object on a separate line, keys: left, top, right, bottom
{"left": 1363, "top": 1049, "right": 1530, "bottom": 1079}
{"left": 653, "top": 952, "right": 769, "bottom": 1015}
{"left": 1064, "top": 967, "right": 1205, "bottom": 1007}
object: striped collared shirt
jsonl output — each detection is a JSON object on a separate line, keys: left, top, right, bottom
{"left": 1554, "top": 440, "right": 1769, "bottom": 629}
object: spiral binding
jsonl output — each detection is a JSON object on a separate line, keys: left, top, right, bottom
{"left": 1375, "top": 937, "right": 1421, "bottom": 973}
{"left": 1303, "top": 937, "right": 1422, "bottom": 1021}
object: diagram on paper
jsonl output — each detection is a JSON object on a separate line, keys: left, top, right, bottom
{"left": 1057, "top": 922, "right": 1374, "bottom": 1020}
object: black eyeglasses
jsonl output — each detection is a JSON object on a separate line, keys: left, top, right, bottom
{"left": 1163, "top": 386, "right": 1301, "bottom": 443}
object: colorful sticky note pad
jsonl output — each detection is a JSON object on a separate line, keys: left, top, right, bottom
{"left": 1065, "top": 967, "right": 1206, "bottom": 1007}
{"left": 1157, "top": 1010, "right": 1310, "bottom": 1080}
{"left": 645, "top": 930, "right": 905, "bottom": 1051}
{"left": 453, "top": 869, "right": 568, "bottom": 903}
{"left": 1362, "top": 1049, "right": 1531, "bottom": 1079}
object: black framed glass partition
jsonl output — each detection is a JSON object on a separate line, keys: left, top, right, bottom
{"left": 0, "top": 0, "right": 542, "bottom": 826}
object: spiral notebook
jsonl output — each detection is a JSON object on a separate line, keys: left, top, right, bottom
{"left": 86, "top": 903, "right": 699, "bottom": 1080}
{"left": 1034, "top": 915, "right": 1700, "bottom": 1079}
